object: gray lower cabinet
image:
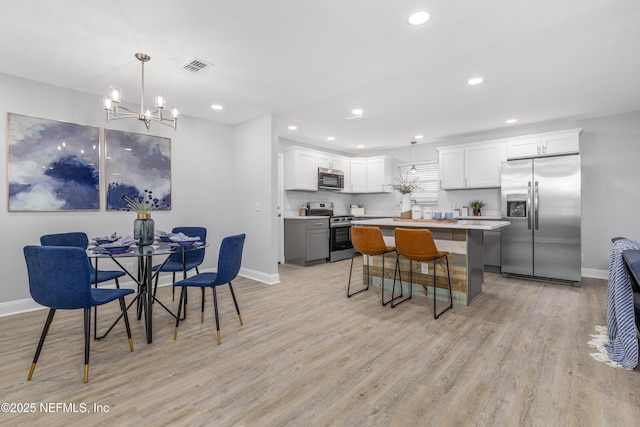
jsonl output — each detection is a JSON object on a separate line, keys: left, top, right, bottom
{"left": 284, "top": 218, "right": 329, "bottom": 266}
{"left": 484, "top": 229, "right": 501, "bottom": 269}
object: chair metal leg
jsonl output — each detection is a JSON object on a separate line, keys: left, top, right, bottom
{"left": 201, "top": 288, "right": 206, "bottom": 323}
{"left": 119, "top": 297, "right": 134, "bottom": 352}
{"left": 152, "top": 273, "right": 160, "bottom": 309}
{"left": 347, "top": 252, "right": 369, "bottom": 297}
{"left": 433, "top": 255, "right": 453, "bottom": 319}
{"left": 391, "top": 256, "right": 413, "bottom": 308}
{"left": 228, "top": 282, "right": 243, "bottom": 326}
{"left": 28, "top": 308, "right": 56, "bottom": 381}
{"left": 84, "top": 307, "right": 91, "bottom": 383}
{"left": 174, "top": 287, "right": 187, "bottom": 340}
{"left": 212, "top": 287, "right": 221, "bottom": 345}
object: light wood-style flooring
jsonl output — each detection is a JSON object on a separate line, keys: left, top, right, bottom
{"left": 1, "top": 259, "right": 639, "bottom": 426}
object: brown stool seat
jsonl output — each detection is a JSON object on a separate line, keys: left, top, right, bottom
{"left": 348, "top": 226, "right": 401, "bottom": 306}
{"left": 393, "top": 228, "right": 453, "bottom": 318}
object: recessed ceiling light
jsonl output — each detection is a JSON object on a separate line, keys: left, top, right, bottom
{"left": 467, "top": 77, "right": 484, "bottom": 85}
{"left": 506, "top": 119, "right": 518, "bottom": 124}
{"left": 357, "top": 145, "right": 365, "bottom": 149}
{"left": 327, "top": 136, "right": 336, "bottom": 141}
{"left": 407, "top": 11, "right": 430, "bottom": 26}
{"left": 351, "top": 108, "right": 363, "bottom": 115}
{"left": 415, "top": 135, "right": 423, "bottom": 140}
{"left": 211, "top": 104, "right": 223, "bottom": 110}
{"left": 288, "top": 125, "right": 298, "bottom": 130}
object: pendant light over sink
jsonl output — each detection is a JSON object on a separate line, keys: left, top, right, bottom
{"left": 410, "top": 140, "right": 417, "bottom": 173}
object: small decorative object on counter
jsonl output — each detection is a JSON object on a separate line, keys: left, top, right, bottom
{"left": 469, "top": 200, "right": 485, "bottom": 216}
{"left": 124, "top": 193, "right": 157, "bottom": 246}
{"left": 299, "top": 205, "right": 307, "bottom": 216}
{"left": 388, "top": 174, "right": 421, "bottom": 219}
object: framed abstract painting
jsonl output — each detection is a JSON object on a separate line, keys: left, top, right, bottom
{"left": 7, "top": 113, "right": 100, "bottom": 211}
{"left": 105, "top": 129, "right": 171, "bottom": 211}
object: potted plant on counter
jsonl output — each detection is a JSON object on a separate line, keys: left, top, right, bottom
{"left": 469, "top": 200, "right": 485, "bottom": 216}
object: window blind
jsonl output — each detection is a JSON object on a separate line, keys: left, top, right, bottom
{"left": 398, "top": 161, "right": 439, "bottom": 204}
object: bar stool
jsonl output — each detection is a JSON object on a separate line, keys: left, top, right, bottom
{"left": 348, "top": 226, "right": 400, "bottom": 306}
{"left": 393, "top": 228, "right": 453, "bottom": 318}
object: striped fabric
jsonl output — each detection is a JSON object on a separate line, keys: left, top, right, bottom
{"left": 605, "top": 238, "right": 640, "bottom": 369}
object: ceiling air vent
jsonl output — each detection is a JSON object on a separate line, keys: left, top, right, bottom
{"left": 181, "top": 58, "right": 214, "bottom": 73}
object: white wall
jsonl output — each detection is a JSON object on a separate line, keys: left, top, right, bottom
{"left": 0, "top": 73, "right": 278, "bottom": 314}
{"left": 232, "top": 115, "right": 280, "bottom": 284}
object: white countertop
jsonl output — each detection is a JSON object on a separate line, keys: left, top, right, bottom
{"left": 351, "top": 217, "right": 510, "bottom": 230}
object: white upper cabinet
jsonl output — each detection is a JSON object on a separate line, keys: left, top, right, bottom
{"left": 439, "top": 147, "right": 465, "bottom": 189}
{"left": 283, "top": 148, "right": 318, "bottom": 191}
{"left": 504, "top": 137, "right": 541, "bottom": 159}
{"left": 541, "top": 132, "right": 580, "bottom": 156}
{"left": 317, "top": 153, "right": 345, "bottom": 170}
{"left": 349, "top": 158, "right": 368, "bottom": 193}
{"left": 438, "top": 142, "right": 505, "bottom": 189}
{"left": 465, "top": 142, "right": 506, "bottom": 188}
{"left": 506, "top": 129, "right": 581, "bottom": 159}
{"left": 347, "top": 156, "right": 393, "bottom": 193}
{"left": 283, "top": 146, "right": 394, "bottom": 194}
{"left": 366, "top": 156, "right": 393, "bottom": 193}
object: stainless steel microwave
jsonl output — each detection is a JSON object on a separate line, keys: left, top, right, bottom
{"left": 318, "top": 167, "right": 344, "bottom": 190}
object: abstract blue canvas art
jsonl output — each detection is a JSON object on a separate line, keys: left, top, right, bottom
{"left": 7, "top": 113, "right": 100, "bottom": 211}
{"left": 105, "top": 129, "right": 171, "bottom": 211}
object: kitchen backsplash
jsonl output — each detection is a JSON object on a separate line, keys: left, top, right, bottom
{"left": 284, "top": 187, "right": 501, "bottom": 217}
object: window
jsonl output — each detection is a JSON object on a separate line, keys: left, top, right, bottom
{"left": 398, "top": 161, "right": 439, "bottom": 204}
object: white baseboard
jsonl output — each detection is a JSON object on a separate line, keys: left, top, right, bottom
{"left": 0, "top": 298, "right": 45, "bottom": 317}
{"left": 582, "top": 268, "right": 608, "bottom": 280}
{"left": 240, "top": 267, "right": 280, "bottom": 285}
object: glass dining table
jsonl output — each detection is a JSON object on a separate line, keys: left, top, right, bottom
{"left": 87, "top": 241, "right": 208, "bottom": 344}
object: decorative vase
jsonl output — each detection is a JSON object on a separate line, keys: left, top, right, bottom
{"left": 134, "top": 213, "right": 155, "bottom": 246}
{"left": 400, "top": 193, "right": 412, "bottom": 219}
{"left": 473, "top": 209, "right": 481, "bottom": 216}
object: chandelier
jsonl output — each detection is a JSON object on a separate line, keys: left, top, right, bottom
{"left": 103, "top": 53, "right": 178, "bottom": 130}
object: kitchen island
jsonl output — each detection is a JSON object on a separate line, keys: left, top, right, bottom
{"left": 351, "top": 218, "right": 510, "bottom": 305}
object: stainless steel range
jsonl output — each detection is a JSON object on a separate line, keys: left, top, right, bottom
{"left": 307, "top": 202, "right": 354, "bottom": 262}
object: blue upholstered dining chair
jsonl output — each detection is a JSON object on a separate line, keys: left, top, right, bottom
{"left": 152, "top": 226, "right": 207, "bottom": 311}
{"left": 40, "top": 232, "right": 126, "bottom": 339}
{"left": 23, "top": 246, "right": 134, "bottom": 383}
{"left": 173, "top": 233, "right": 246, "bottom": 345}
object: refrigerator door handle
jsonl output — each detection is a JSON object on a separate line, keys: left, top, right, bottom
{"left": 534, "top": 181, "right": 539, "bottom": 230}
{"left": 527, "top": 181, "right": 532, "bottom": 230}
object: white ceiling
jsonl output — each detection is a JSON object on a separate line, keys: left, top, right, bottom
{"left": 0, "top": 1, "right": 639, "bottom": 154}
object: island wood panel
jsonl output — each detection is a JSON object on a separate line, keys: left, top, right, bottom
{"left": 361, "top": 226, "right": 477, "bottom": 305}
{"left": 363, "top": 252, "right": 468, "bottom": 306}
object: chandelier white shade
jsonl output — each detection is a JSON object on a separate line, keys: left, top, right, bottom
{"left": 103, "top": 53, "right": 178, "bottom": 130}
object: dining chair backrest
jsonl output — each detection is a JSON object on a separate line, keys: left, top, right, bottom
{"left": 215, "top": 234, "right": 246, "bottom": 284}
{"left": 23, "top": 246, "right": 93, "bottom": 309}
{"left": 40, "top": 232, "right": 89, "bottom": 248}
{"left": 352, "top": 226, "right": 390, "bottom": 256}
{"left": 394, "top": 228, "right": 440, "bottom": 261}
{"left": 169, "top": 226, "right": 207, "bottom": 264}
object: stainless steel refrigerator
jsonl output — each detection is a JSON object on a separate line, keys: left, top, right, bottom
{"left": 500, "top": 155, "right": 581, "bottom": 284}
